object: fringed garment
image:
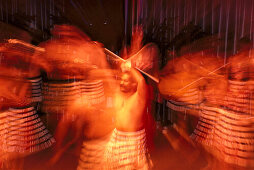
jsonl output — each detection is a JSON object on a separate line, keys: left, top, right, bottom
{"left": 77, "top": 134, "right": 111, "bottom": 170}
{"left": 191, "top": 105, "right": 218, "bottom": 147}
{"left": 0, "top": 105, "right": 55, "bottom": 154}
{"left": 42, "top": 79, "right": 105, "bottom": 119}
{"left": 27, "top": 76, "right": 43, "bottom": 103}
{"left": 167, "top": 87, "right": 203, "bottom": 112}
{"left": 213, "top": 108, "right": 254, "bottom": 167}
{"left": 211, "top": 80, "right": 254, "bottom": 167}
{"left": 104, "top": 128, "right": 152, "bottom": 170}
{"left": 192, "top": 79, "right": 254, "bottom": 167}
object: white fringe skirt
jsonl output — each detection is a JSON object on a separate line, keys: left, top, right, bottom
{"left": 0, "top": 105, "right": 55, "bottom": 154}
{"left": 104, "top": 128, "right": 152, "bottom": 170}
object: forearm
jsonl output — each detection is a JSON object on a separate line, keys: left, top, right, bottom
{"left": 130, "top": 68, "right": 147, "bottom": 96}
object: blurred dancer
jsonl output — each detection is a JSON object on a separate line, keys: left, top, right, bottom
{"left": 0, "top": 40, "right": 55, "bottom": 170}
{"left": 70, "top": 72, "right": 116, "bottom": 170}
{"left": 210, "top": 47, "right": 254, "bottom": 169}
{"left": 39, "top": 25, "right": 109, "bottom": 132}
{"left": 160, "top": 37, "right": 254, "bottom": 169}
{"left": 41, "top": 25, "right": 115, "bottom": 169}
{"left": 158, "top": 36, "right": 229, "bottom": 169}
{"left": 191, "top": 40, "right": 254, "bottom": 170}
{"left": 104, "top": 61, "right": 153, "bottom": 170}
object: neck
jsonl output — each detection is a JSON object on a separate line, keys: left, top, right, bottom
{"left": 121, "top": 91, "right": 133, "bottom": 99}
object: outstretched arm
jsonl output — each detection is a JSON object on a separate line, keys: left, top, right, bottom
{"left": 48, "top": 100, "right": 87, "bottom": 166}
{"left": 48, "top": 115, "right": 83, "bottom": 166}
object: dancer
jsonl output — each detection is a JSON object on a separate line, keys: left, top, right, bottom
{"left": 39, "top": 25, "right": 110, "bottom": 132}
{"left": 0, "top": 40, "right": 55, "bottom": 170}
{"left": 41, "top": 25, "right": 115, "bottom": 169}
{"left": 104, "top": 61, "right": 153, "bottom": 170}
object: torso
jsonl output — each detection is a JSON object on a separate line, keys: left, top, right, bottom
{"left": 115, "top": 92, "right": 147, "bottom": 132}
{"left": 69, "top": 89, "right": 115, "bottom": 139}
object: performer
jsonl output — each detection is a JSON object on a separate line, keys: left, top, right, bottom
{"left": 180, "top": 38, "right": 254, "bottom": 169}
{"left": 0, "top": 40, "right": 55, "bottom": 170}
{"left": 42, "top": 25, "right": 116, "bottom": 169}
{"left": 210, "top": 48, "right": 254, "bottom": 169}
{"left": 39, "top": 24, "right": 110, "bottom": 132}
{"left": 104, "top": 61, "right": 153, "bottom": 170}
{"left": 48, "top": 25, "right": 157, "bottom": 169}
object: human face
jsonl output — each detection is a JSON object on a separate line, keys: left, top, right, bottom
{"left": 120, "top": 73, "right": 133, "bottom": 93}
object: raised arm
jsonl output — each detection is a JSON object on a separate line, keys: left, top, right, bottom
{"left": 121, "top": 61, "right": 148, "bottom": 98}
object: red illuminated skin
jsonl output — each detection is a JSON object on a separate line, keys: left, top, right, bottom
{"left": 49, "top": 73, "right": 116, "bottom": 166}
{"left": 48, "top": 25, "right": 149, "bottom": 165}
{"left": 45, "top": 26, "right": 116, "bottom": 165}
{"left": 115, "top": 62, "right": 148, "bottom": 132}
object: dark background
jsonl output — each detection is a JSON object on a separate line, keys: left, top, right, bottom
{"left": 0, "top": 0, "right": 253, "bottom": 63}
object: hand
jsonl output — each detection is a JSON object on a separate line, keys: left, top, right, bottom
{"left": 120, "top": 61, "right": 132, "bottom": 72}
